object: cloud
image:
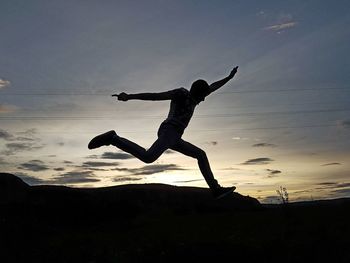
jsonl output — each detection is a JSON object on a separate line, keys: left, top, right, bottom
{"left": 0, "top": 129, "right": 40, "bottom": 143}
{"left": 86, "top": 152, "right": 134, "bottom": 160}
{"left": 0, "top": 129, "right": 14, "bottom": 140}
{"left": 267, "top": 169, "right": 281, "bottom": 174}
{"left": 51, "top": 170, "right": 100, "bottom": 184}
{"left": 0, "top": 78, "right": 10, "bottom": 89}
{"left": 54, "top": 167, "right": 65, "bottom": 171}
{"left": 1, "top": 129, "right": 43, "bottom": 154}
{"left": 321, "top": 162, "right": 341, "bottom": 166}
{"left": 16, "top": 172, "right": 46, "bottom": 185}
{"left": 256, "top": 10, "right": 267, "bottom": 19}
{"left": 81, "top": 161, "right": 120, "bottom": 168}
{"left": 15, "top": 136, "right": 37, "bottom": 142}
{"left": 318, "top": 182, "right": 350, "bottom": 188}
{"left": 17, "top": 128, "right": 39, "bottom": 138}
{"left": 232, "top": 137, "right": 249, "bottom": 140}
{"left": 205, "top": 141, "right": 218, "bottom": 146}
{"left": 315, "top": 182, "right": 350, "bottom": 195}
{"left": 18, "top": 160, "right": 50, "bottom": 172}
{"left": 337, "top": 183, "right": 350, "bottom": 188}
{"left": 252, "top": 143, "right": 276, "bottom": 148}
{"left": 173, "top": 179, "right": 204, "bottom": 183}
{"left": 101, "top": 152, "right": 134, "bottom": 160}
{"left": 132, "top": 164, "right": 185, "bottom": 175}
{"left": 337, "top": 120, "right": 350, "bottom": 129}
{"left": 0, "top": 157, "right": 8, "bottom": 165}
{"left": 262, "top": 12, "right": 297, "bottom": 33}
{"left": 241, "top": 158, "right": 274, "bottom": 165}
{"left": 331, "top": 188, "right": 350, "bottom": 196}
{"left": 318, "top": 182, "right": 337, "bottom": 186}
{"left": 111, "top": 167, "right": 130, "bottom": 172}
{"left": 324, "top": 182, "right": 350, "bottom": 197}
{"left": 222, "top": 167, "right": 241, "bottom": 171}
{"left": 86, "top": 155, "right": 99, "bottom": 159}
{"left": 85, "top": 168, "right": 110, "bottom": 171}
{"left": 264, "top": 22, "right": 297, "bottom": 31}
{"left": 266, "top": 169, "right": 281, "bottom": 177}
{"left": 112, "top": 164, "right": 185, "bottom": 175}
{"left": 4, "top": 142, "right": 44, "bottom": 155}
{"left": 113, "top": 176, "right": 143, "bottom": 183}
{"left": 293, "top": 189, "right": 314, "bottom": 195}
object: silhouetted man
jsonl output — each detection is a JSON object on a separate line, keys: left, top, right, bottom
{"left": 89, "top": 66, "right": 238, "bottom": 199}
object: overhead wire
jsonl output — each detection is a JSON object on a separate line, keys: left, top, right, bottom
{"left": 6, "top": 100, "right": 350, "bottom": 112}
{"left": 0, "top": 123, "right": 342, "bottom": 134}
{"left": 1, "top": 87, "right": 349, "bottom": 96}
{"left": 0, "top": 108, "right": 349, "bottom": 120}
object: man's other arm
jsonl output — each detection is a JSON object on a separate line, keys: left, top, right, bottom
{"left": 112, "top": 90, "right": 175, "bottom": 101}
{"left": 208, "top": 66, "right": 238, "bottom": 95}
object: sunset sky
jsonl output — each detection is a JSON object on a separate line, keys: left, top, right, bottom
{"left": 1, "top": 0, "right": 349, "bottom": 203}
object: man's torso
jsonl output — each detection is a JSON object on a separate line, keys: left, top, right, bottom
{"left": 162, "top": 88, "right": 197, "bottom": 131}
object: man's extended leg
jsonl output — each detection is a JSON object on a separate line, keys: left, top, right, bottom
{"left": 89, "top": 126, "right": 181, "bottom": 163}
{"left": 170, "top": 139, "right": 235, "bottom": 198}
{"left": 170, "top": 139, "right": 220, "bottom": 189}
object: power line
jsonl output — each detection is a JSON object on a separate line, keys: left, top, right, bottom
{"left": 11, "top": 101, "right": 350, "bottom": 112}
{"left": 0, "top": 123, "right": 341, "bottom": 134}
{"left": 221, "top": 87, "right": 349, "bottom": 94}
{"left": 0, "top": 108, "right": 349, "bottom": 120}
{"left": 1, "top": 87, "right": 349, "bottom": 96}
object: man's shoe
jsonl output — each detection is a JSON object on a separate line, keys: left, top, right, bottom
{"left": 212, "top": 186, "right": 236, "bottom": 200}
{"left": 88, "top": 130, "right": 116, "bottom": 149}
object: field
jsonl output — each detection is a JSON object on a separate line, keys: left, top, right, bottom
{"left": 1, "top": 173, "right": 349, "bottom": 262}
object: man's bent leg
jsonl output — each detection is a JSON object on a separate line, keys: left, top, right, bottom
{"left": 112, "top": 134, "right": 173, "bottom": 164}
{"left": 170, "top": 139, "right": 220, "bottom": 189}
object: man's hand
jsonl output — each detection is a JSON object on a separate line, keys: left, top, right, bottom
{"left": 228, "top": 66, "right": 239, "bottom": 79}
{"left": 111, "top": 92, "right": 129, "bottom": 101}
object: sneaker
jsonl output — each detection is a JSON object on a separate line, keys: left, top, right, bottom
{"left": 88, "top": 130, "right": 117, "bottom": 149}
{"left": 212, "top": 186, "right": 236, "bottom": 200}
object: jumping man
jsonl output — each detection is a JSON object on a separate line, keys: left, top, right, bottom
{"left": 88, "top": 66, "right": 238, "bottom": 199}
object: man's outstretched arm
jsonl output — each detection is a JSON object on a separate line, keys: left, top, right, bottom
{"left": 112, "top": 91, "right": 173, "bottom": 101}
{"left": 208, "top": 66, "right": 238, "bottom": 95}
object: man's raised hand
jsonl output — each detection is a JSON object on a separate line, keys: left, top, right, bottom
{"left": 111, "top": 92, "right": 129, "bottom": 101}
{"left": 228, "top": 66, "right": 239, "bottom": 79}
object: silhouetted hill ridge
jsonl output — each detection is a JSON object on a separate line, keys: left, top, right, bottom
{"left": 0, "top": 173, "right": 260, "bottom": 213}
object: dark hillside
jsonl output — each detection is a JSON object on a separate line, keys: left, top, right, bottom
{"left": 1, "top": 173, "right": 349, "bottom": 263}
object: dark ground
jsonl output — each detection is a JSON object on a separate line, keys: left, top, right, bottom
{"left": 1, "top": 173, "right": 350, "bottom": 263}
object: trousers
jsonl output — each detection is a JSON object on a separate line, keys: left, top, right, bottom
{"left": 111, "top": 123, "right": 219, "bottom": 189}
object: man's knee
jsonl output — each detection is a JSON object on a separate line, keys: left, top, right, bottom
{"left": 142, "top": 152, "right": 159, "bottom": 164}
{"left": 195, "top": 149, "right": 207, "bottom": 161}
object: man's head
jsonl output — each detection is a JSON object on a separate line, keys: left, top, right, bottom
{"left": 190, "top": 79, "right": 210, "bottom": 103}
